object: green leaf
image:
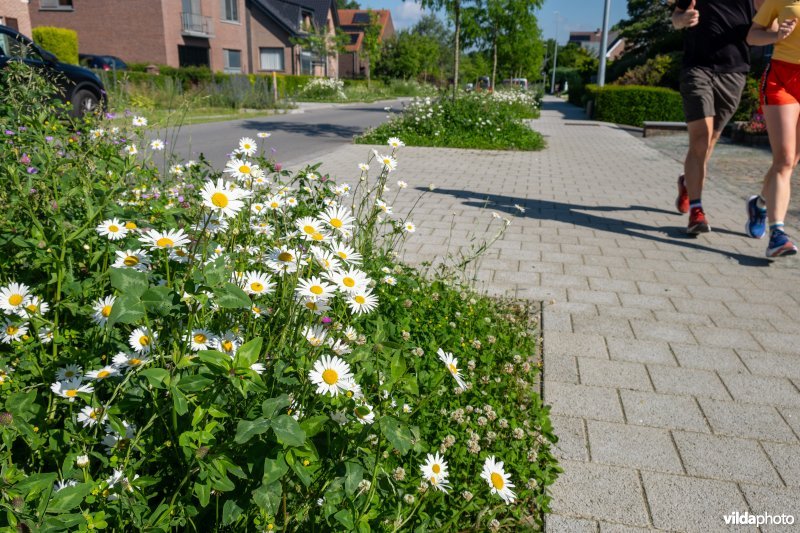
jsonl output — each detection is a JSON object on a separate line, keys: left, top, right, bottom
{"left": 262, "top": 454, "right": 289, "bottom": 485}
{"left": 6, "top": 390, "right": 38, "bottom": 421}
{"left": 234, "top": 337, "right": 262, "bottom": 368}
{"left": 261, "top": 395, "right": 291, "bottom": 419}
{"left": 222, "top": 499, "right": 243, "bottom": 525}
{"left": 379, "top": 416, "right": 413, "bottom": 455}
{"left": 203, "top": 256, "right": 228, "bottom": 286}
{"left": 193, "top": 482, "right": 211, "bottom": 507}
{"left": 172, "top": 387, "right": 189, "bottom": 416}
{"left": 15, "top": 472, "right": 56, "bottom": 499}
{"left": 213, "top": 282, "right": 251, "bottom": 309}
{"left": 140, "top": 368, "right": 170, "bottom": 389}
{"left": 109, "top": 268, "right": 149, "bottom": 297}
{"left": 334, "top": 509, "right": 355, "bottom": 530}
{"left": 234, "top": 418, "right": 270, "bottom": 444}
{"left": 300, "top": 415, "right": 328, "bottom": 437}
{"left": 107, "top": 294, "right": 145, "bottom": 327}
{"left": 47, "top": 482, "right": 92, "bottom": 513}
{"left": 390, "top": 352, "right": 406, "bottom": 384}
{"left": 271, "top": 415, "right": 305, "bottom": 447}
{"left": 197, "top": 350, "right": 232, "bottom": 373}
{"left": 290, "top": 460, "right": 312, "bottom": 487}
{"left": 344, "top": 461, "right": 364, "bottom": 496}
{"left": 177, "top": 374, "right": 215, "bottom": 393}
{"left": 141, "top": 286, "right": 174, "bottom": 316}
{"left": 253, "top": 481, "right": 281, "bottom": 515}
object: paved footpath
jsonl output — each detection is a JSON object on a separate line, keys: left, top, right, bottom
{"left": 292, "top": 96, "right": 800, "bottom": 532}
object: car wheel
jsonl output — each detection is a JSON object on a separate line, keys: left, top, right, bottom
{"left": 70, "top": 89, "right": 99, "bottom": 118}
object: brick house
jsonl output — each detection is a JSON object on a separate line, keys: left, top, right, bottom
{"left": 568, "top": 29, "right": 626, "bottom": 62}
{"left": 337, "top": 8, "right": 393, "bottom": 79}
{"left": 24, "top": 0, "right": 338, "bottom": 75}
{"left": 0, "top": 0, "right": 33, "bottom": 37}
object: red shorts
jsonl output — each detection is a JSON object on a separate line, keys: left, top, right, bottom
{"left": 761, "top": 59, "right": 800, "bottom": 107}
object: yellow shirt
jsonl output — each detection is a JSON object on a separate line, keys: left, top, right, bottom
{"left": 754, "top": 0, "right": 800, "bottom": 63}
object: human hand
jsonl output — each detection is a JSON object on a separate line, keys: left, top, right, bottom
{"left": 675, "top": 0, "right": 700, "bottom": 29}
{"left": 778, "top": 18, "right": 797, "bottom": 41}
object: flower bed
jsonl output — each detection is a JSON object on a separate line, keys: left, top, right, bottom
{"left": 0, "top": 63, "right": 559, "bottom": 531}
{"left": 356, "top": 91, "right": 545, "bottom": 151}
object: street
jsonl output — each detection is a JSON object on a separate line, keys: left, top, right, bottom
{"left": 166, "top": 99, "right": 403, "bottom": 170}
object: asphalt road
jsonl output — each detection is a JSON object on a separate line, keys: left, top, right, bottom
{"left": 167, "top": 99, "right": 403, "bottom": 170}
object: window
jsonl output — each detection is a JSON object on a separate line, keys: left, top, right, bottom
{"left": 40, "top": 0, "right": 73, "bottom": 10}
{"left": 178, "top": 45, "right": 210, "bottom": 67}
{"left": 259, "top": 48, "right": 284, "bottom": 71}
{"left": 221, "top": 0, "right": 239, "bottom": 22}
{"left": 300, "top": 51, "right": 313, "bottom": 75}
{"left": 224, "top": 49, "right": 241, "bottom": 73}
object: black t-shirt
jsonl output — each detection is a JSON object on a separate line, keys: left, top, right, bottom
{"left": 675, "top": 0, "right": 755, "bottom": 72}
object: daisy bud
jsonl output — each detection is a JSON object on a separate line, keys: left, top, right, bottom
{"left": 403, "top": 494, "right": 415, "bottom": 504}
{"left": 76, "top": 455, "right": 89, "bottom": 468}
{"left": 0, "top": 412, "right": 12, "bottom": 426}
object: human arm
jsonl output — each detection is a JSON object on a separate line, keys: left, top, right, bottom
{"left": 672, "top": 0, "right": 699, "bottom": 30}
{"left": 748, "top": 18, "right": 796, "bottom": 46}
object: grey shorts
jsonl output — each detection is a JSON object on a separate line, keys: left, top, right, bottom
{"left": 680, "top": 68, "right": 747, "bottom": 132}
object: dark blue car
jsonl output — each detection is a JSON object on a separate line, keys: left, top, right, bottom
{"left": 0, "top": 24, "right": 106, "bottom": 118}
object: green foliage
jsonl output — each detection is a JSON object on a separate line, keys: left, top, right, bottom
{"left": 587, "top": 83, "right": 684, "bottom": 126}
{"left": 614, "top": 0, "right": 681, "bottom": 56}
{"left": 31, "top": 26, "right": 78, "bottom": 65}
{"left": 615, "top": 53, "right": 681, "bottom": 90}
{"left": 0, "top": 61, "right": 559, "bottom": 532}
{"left": 357, "top": 91, "right": 545, "bottom": 150}
{"left": 733, "top": 76, "right": 760, "bottom": 123}
{"left": 362, "top": 10, "right": 384, "bottom": 87}
{"left": 336, "top": 0, "right": 360, "bottom": 7}
{"left": 376, "top": 30, "right": 444, "bottom": 83}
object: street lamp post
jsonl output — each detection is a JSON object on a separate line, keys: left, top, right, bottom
{"left": 598, "top": 0, "right": 612, "bottom": 87}
{"left": 550, "top": 12, "right": 559, "bottom": 94}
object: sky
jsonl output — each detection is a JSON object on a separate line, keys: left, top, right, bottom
{"left": 356, "top": 0, "right": 629, "bottom": 38}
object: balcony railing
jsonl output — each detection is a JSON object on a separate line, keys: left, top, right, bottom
{"left": 181, "top": 12, "right": 214, "bottom": 38}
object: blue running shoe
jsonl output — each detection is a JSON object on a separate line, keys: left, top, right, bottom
{"left": 745, "top": 195, "right": 767, "bottom": 239}
{"left": 766, "top": 229, "right": 798, "bottom": 258}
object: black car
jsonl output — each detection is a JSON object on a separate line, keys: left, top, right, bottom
{"left": 0, "top": 25, "right": 106, "bottom": 118}
{"left": 79, "top": 54, "right": 127, "bottom": 71}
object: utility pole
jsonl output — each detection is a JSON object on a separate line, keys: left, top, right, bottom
{"left": 598, "top": 0, "right": 612, "bottom": 87}
{"left": 550, "top": 12, "right": 559, "bottom": 94}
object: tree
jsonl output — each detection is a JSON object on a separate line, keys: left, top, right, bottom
{"left": 362, "top": 10, "right": 383, "bottom": 88}
{"left": 376, "top": 30, "right": 442, "bottom": 82}
{"left": 336, "top": 0, "right": 360, "bottom": 8}
{"left": 614, "top": 0, "right": 679, "bottom": 56}
{"left": 292, "top": 22, "right": 350, "bottom": 77}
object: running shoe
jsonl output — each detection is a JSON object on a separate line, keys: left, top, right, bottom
{"left": 766, "top": 228, "right": 798, "bottom": 258}
{"left": 675, "top": 175, "right": 689, "bottom": 214}
{"left": 687, "top": 207, "right": 710, "bottom": 235}
{"left": 745, "top": 195, "right": 767, "bottom": 239}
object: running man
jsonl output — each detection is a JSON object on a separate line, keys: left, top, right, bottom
{"left": 672, "top": 0, "right": 763, "bottom": 234}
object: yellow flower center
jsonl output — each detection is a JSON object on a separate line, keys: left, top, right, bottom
{"left": 331, "top": 218, "right": 343, "bottom": 228}
{"left": 139, "top": 335, "right": 150, "bottom": 346}
{"left": 303, "top": 225, "right": 316, "bottom": 234}
{"left": 310, "top": 286, "right": 323, "bottom": 295}
{"left": 354, "top": 295, "right": 366, "bottom": 305}
{"left": 250, "top": 282, "right": 264, "bottom": 292}
{"left": 101, "top": 305, "right": 112, "bottom": 318}
{"left": 270, "top": 202, "right": 279, "bottom": 208}
{"left": 490, "top": 472, "right": 504, "bottom": 490}
{"left": 311, "top": 233, "right": 324, "bottom": 241}
{"left": 432, "top": 464, "right": 441, "bottom": 474}
{"left": 109, "top": 224, "right": 120, "bottom": 233}
{"left": 222, "top": 340, "right": 233, "bottom": 352}
{"left": 64, "top": 370, "right": 75, "bottom": 378}
{"left": 430, "top": 476, "right": 438, "bottom": 484}
{"left": 448, "top": 363, "right": 458, "bottom": 374}
{"left": 156, "top": 237, "right": 174, "bottom": 247}
{"left": 305, "top": 301, "right": 318, "bottom": 310}
{"left": 6, "top": 326, "right": 18, "bottom": 335}
{"left": 125, "top": 221, "right": 137, "bottom": 230}
{"left": 193, "top": 333, "right": 207, "bottom": 343}
{"left": 8, "top": 294, "right": 23, "bottom": 306}
{"left": 243, "top": 144, "right": 251, "bottom": 150}
{"left": 129, "top": 358, "right": 142, "bottom": 366}
{"left": 278, "top": 252, "right": 293, "bottom": 262}
{"left": 123, "top": 255, "right": 139, "bottom": 266}
{"left": 239, "top": 165, "right": 251, "bottom": 174}
{"left": 211, "top": 192, "right": 229, "bottom": 208}
{"left": 26, "top": 304, "right": 37, "bottom": 312}
{"left": 252, "top": 306, "right": 261, "bottom": 314}
{"left": 322, "top": 369, "right": 338, "bottom": 385}
{"left": 97, "top": 370, "right": 110, "bottom": 379}
{"left": 89, "top": 409, "right": 98, "bottom": 419}
{"left": 343, "top": 277, "right": 355, "bottom": 288}
{"left": 337, "top": 251, "right": 348, "bottom": 259}
{"left": 65, "top": 389, "right": 78, "bottom": 398}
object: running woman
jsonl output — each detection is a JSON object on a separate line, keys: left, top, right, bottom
{"left": 672, "top": 0, "right": 762, "bottom": 234}
{"left": 746, "top": 1, "right": 800, "bottom": 257}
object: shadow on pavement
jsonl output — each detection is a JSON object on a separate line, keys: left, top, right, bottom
{"left": 238, "top": 120, "right": 363, "bottom": 139}
{"left": 419, "top": 186, "right": 772, "bottom": 268}
{"left": 541, "top": 98, "right": 589, "bottom": 121}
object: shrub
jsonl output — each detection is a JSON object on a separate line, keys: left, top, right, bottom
{"left": 587, "top": 84, "right": 684, "bottom": 126}
{"left": 733, "top": 75, "right": 760, "bottom": 123}
{"left": 615, "top": 54, "right": 681, "bottom": 90}
{"left": 31, "top": 26, "right": 78, "bottom": 65}
{"left": 297, "top": 77, "right": 347, "bottom": 101}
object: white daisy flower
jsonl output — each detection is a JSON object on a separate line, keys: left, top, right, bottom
{"left": 92, "top": 295, "right": 116, "bottom": 326}
{"left": 343, "top": 326, "right": 358, "bottom": 342}
{"left": 85, "top": 366, "right": 120, "bottom": 380}
{"left": 141, "top": 228, "right": 191, "bottom": 249}
{"left": 55, "top": 480, "right": 78, "bottom": 492}
{"left": 481, "top": 456, "right": 516, "bottom": 504}
{"left": 77, "top": 405, "right": 106, "bottom": 427}
{"left": 50, "top": 378, "right": 94, "bottom": 402}
{"left": 358, "top": 163, "right": 369, "bottom": 172}
{"left": 90, "top": 128, "right": 105, "bottom": 139}
{"left": 55, "top": 364, "right": 82, "bottom": 381}
{"left": 318, "top": 205, "right": 354, "bottom": 234}
{"left": 124, "top": 144, "right": 138, "bottom": 156}
{"left": 38, "top": 327, "right": 54, "bottom": 344}
{"left": 128, "top": 327, "right": 155, "bottom": 354}
{"left": 131, "top": 116, "right": 148, "bottom": 127}
{"left": 303, "top": 325, "right": 328, "bottom": 347}
{"left": 169, "top": 164, "right": 184, "bottom": 175}
{"left": 311, "top": 248, "right": 341, "bottom": 272}
{"left": 201, "top": 178, "right": 250, "bottom": 219}
{"left": 375, "top": 152, "right": 397, "bottom": 172}
{"left": 387, "top": 137, "right": 405, "bottom": 148}
{"left": 112, "top": 249, "right": 150, "bottom": 271}
{"left": 347, "top": 290, "right": 379, "bottom": 315}
{"left": 295, "top": 277, "right": 337, "bottom": 301}
{"left": 250, "top": 363, "right": 266, "bottom": 374}
{"left": 215, "top": 332, "right": 240, "bottom": 356}
{"left": 76, "top": 455, "right": 89, "bottom": 468}
{"left": 96, "top": 218, "right": 128, "bottom": 241}
{"left": 327, "top": 338, "right": 352, "bottom": 356}
{"left": 149, "top": 139, "right": 165, "bottom": 150}
{"left": 266, "top": 247, "right": 304, "bottom": 275}
{"left": 397, "top": 180, "right": 408, "bottom": 189}
{"left": 376, "top": 199, "right": 393, "bottom": 215}
{"left": 1, "top": 320, "right": 27, "bottom": 344}
{"left": 102, "top": 421, "right": 136, "bottom": 455}
{"left": 112, "top": 352, "right": 151, "bottom": 370}
{"left": 404, "top": 222, "right": 416, "bottom": 233}
{"left": 326, "top": 268, "right": 370, "bottom": 294}
{"left": 257, "top": 132, "right": 271, "bottom": 138}
{"left": 353, "top": 402, "right": 375, "bottom": 425}
{"left": 238, "top": 137, "right": 257, "bottom": 156}
{"left": 437, "top": 348, "right": 466, "bottom": 390}
{"left": 224, "top": 158, "right": 257, "bottom": 180}
{"left": 286, "top": 196, "right": 299, "bottom": 208}
{"left": 243, "top": 271, "right": 275, "bottom": 296}
{"left": 421, "top": 452, "right": 450, "bottom": 493}
{"left": 296, "top": 217, "right": 328, "bottom": 242}
{"left": 331, "top": 241, "right": 362, "bottom": 265}
{"left": 382, "top": 275, "right": 397, "bottom": 285}
{"left": 309, "top": 355, "right": 353, "bottom": 396}
{"left": 265, "top": 195, "right": 284, "bottom": 211}
{"left": 19, "top": 295, "right": 49, "bottom": 317}
{"left": 0, "top": 282, "right": 30, "bottom": 312}
{"left": 187, "top": 329, "right": 216, "bottom": 351}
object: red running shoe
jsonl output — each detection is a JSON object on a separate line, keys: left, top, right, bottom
{"left": 687, "top": 207, "right": 711, "bottom": 235}
{"left": 675, "top": 175, "right": 689, "bottom": 214}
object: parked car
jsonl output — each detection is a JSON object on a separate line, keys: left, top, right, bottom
{"left": 501, "top": 78, "right": 529, "bottom": 91}
{"left": 0, "top": 24, "right": 106, "bottom": 118}
{"left": 79, "top": 54, "right": 127, "bottom": 71}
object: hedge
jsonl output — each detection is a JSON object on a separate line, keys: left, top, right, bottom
{"left": 586, "top": 84, "right": 684, "bottom": 127}
{"left": 31, "top": 26, "right": 78, "bottom": 65}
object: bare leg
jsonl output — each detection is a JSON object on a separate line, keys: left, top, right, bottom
{"left": 683, "top": 117, "right": 715, "bottom": 201}
{"left": 762, "top": 104, "right": 799, "bottom": 226}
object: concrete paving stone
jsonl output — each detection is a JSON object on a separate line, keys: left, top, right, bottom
{"left": 648, "top": 365, "right": 731, "bottom": 400}
{"left": 564, "top": 264, "right": 611, "bottom": 278}
{"left": 740, "top": 485, "right": 800, "bottom": 533}
{"left": 686, "top": 285, "right": 745, "bottom": 302}
{"left": 545, "top": 382, "right": 625, "bottom": 422}
{"left": 542, "top": 274, "right": 592, "bottom": 290}
{"left": 606, "top": 267, "right": 658, "bottom": 282}
{"left": 550, "top": 460, "right": 649, "bottom": 527}
{"left": 584, "top": 255, "right": 630, "bottom": 268}
{"left": 578, "top": 358, "right": 653, "bottom": 392}
{"left": 601, "top": 247, "right": 646, "bottom": 259}
{"left": 572, "top": 315, "right": 636, "bottom": 338}
{"left": 620, "top": 389, "right": 709, "bottom": 432}
{"left": 672, "top": 431, "right": 782, "bottom": 486}
{"left": 586, "top": 420, "right": 683, "bottom": 473}
{"left": 546, "top": 352, "right": 580, "bottom": 385}
{"left": 606, "top": 338, "right": 676, "bottom": 365}
{"left": 737, "top": 288, "right": 799, "bottom": 306}
{"left": 699, "top": 273, "right": 758, "bottom": 289}
{"left": 698, "top": 398, "right": 797, "bottom": 443}
{"left": 711, "top": 315, "right": 776, "bottom": 334}
{"left": 618, "top": 293, "right": 675, "bottom": 311}
{"left": 761, "top": 441, "right": 800, "bottom": 487}
{"left": 546, "top": 331, "right": 609, "bottom": 359}
{"left": 587, "top": 278, "right": 640, "bottom": 294}
{"left": 725, "top": 301, "right": 784, "bottom": 319}
{"left": 624, "top": 258, "right": 675, "bottom": 272}
{"left": 550, "top": 415, "right": 589, "bottom": 461}
{"left": 545, "top": 514, "right": 598, "bottom": 533}
{"left": 670, "top": 343, "right": 747, "bottom": 372}
{"left": 778, "top": 407, "right": 800, "bottom": 438}
{"left": 566, "top": 289, "right": 620, "bottom": 306}
{"left": 630, "top": 320, "right": 696, "bottom": 344}
{"left": 668, "top": 259, "right": 723, "bottom": 275}
{"left": 598, "top": 523, "right": 653, "bottom": 533}
{"left": 561, "top": 244, "right": 603, "bottom": 256}
{"left": 546, "top": 301, "right": 598, "bottom": 317}
{"left": 690, "top": 326, "right": 761, "bottom": 351}
{"left": 751, "top": 331, "right": 800, "bottom": 356}
{"left": 737, "top": 350, "right": 800, "bottom": 380}
{"left": 542, "top": 309, "right": 573, "bottom": 332}
{"left": 671, "top": 298, "right": 733, "bottom": 317}
{"left": 499, "top": 247, "right": 541, "bottom": 261}
{"left": 654, "top": 270, "right": 708, "bottom": 286}
{"left": 595, "top": 306, "right": 656, "bottom": 322}
{"left": 718, "top": 372, "right": 800, "bottom": 408}
{"left": 651, "top": 310, "right": 714, "bottom": 327}
{"left": 542, "top": 252, "right": 586, "bottom": 265}
{"left": 522, "top": 287, "right": 568, "bottom": 301}
{"left": 530, "top": 262, "right": 568, "bottom": 274}
{"left": 641, "top": 471, "right": 748, "bottom": 532}
{"left": 636, "top": 281, "right": 691, "bottom": 299}
{"left": 641, "top": 249, "right": 689, "bottom": 262}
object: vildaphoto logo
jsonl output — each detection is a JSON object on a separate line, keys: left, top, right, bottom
{"left": 723, "top": 512, "right": 795, "bottom": 526}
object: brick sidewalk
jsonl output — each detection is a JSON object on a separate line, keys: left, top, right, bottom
{"left": 291, "top": 96, "right": 800, "bottom": 532}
